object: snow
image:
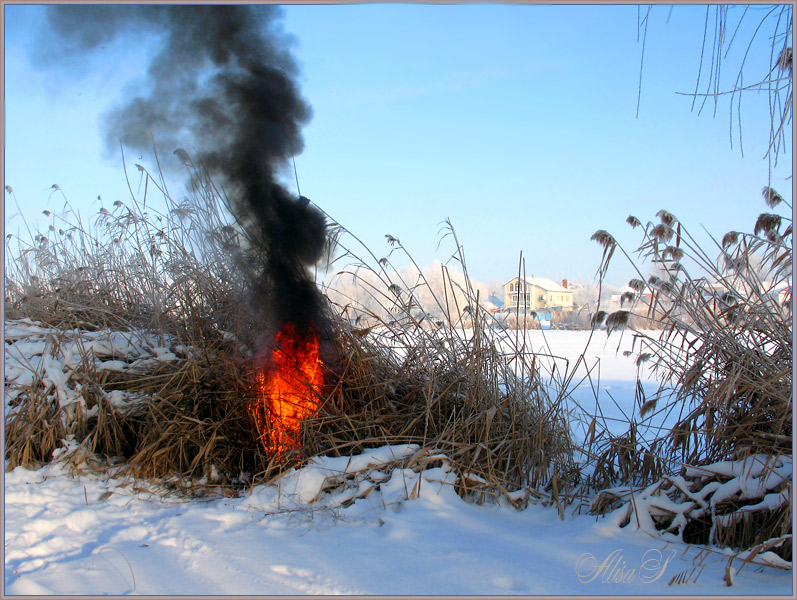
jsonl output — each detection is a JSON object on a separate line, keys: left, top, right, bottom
{"left": 4, "top": 319, "right": 179, "bottom": 413}
{"left": 4, "top": 325, "right": 793, "bottom": 595}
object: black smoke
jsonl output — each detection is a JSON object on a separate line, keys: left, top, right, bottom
{"left": 38, "top": 5, "right": 329, "bottom": 339}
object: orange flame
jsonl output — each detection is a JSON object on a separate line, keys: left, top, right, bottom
{"left": 249, "top": 324, "right": 324, "bottom": 460}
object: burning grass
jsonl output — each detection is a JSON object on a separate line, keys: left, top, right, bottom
{"left": 249, "top": 322, "right": 326, "bottom": 461}
{"left": 4, "top": 166, "right": 576, "bottom": 506}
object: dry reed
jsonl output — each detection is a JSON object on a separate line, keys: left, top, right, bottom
{"left": 581, "top": 187, "right": 792, "bottom": 564}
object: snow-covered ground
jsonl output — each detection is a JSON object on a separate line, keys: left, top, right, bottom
{"left": 4, "top": 325, "right": 793, "bottom": 595}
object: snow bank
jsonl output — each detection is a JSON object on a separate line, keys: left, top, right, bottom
{"left": 4, "top": 445, "right": 792, "bottom": 595}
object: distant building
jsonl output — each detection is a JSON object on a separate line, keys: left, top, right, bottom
{"left": 487, "top": 293, "right": 505, "bottom": 309}
{"left": 481, "top": 294, "right": 505, "bottom": 315}
{"left": 503, "top": 276, "right": 574, "bottom": 313}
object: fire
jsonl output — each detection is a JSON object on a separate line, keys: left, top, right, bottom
{"left": 249, "top": 323, "right": 324, "bottom": 460}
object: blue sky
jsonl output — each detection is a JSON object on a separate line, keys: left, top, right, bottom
{"left": 3, "top": 3, "right": 792, "bottom": 288}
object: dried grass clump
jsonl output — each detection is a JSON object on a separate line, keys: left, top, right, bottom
{"left": 302, "top": 315, "right": 575, "bottom": 505}
{"left": 5, "top": 325, "right": 264, "bottom": 490}
{"left": 5, "top": 379, "right": 69, "bottom": 470}
{"left": 110, "top": 341, "right": 260, "bottom": 485}
{"left": 5, "top": 164, "right": 250, "bottom": 340}
{"left": 583, "top": 187, "right": 792, "bottom": 567}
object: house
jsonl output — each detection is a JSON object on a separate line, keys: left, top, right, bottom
{"left": 487, "top": 293, "right": 505, "bottom": 309}
{"left": 503, "top": 276, "right": 574, "bottom": 313}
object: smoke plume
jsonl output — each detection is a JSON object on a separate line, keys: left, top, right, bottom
{"left": 39, "top": 5, "right": 328, "bottom": 338}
